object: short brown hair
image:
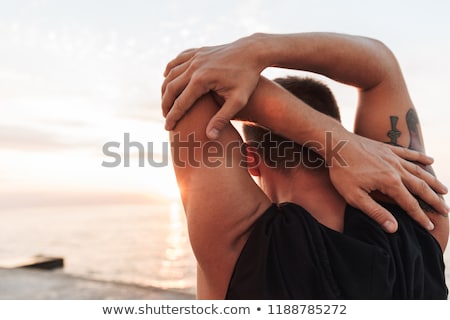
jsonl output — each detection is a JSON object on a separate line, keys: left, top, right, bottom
{"left": 242, "top": 76, "right": 341, "bottom": 171}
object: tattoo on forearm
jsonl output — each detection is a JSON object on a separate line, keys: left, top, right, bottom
{"left": 405, "top": 108, "right": 442, "bottom": 214}
{"left": 405, "top": 108, "right": 435, "bottom": 175}
{"left": 386, "top": 108, "right": 443, "bottom": 215}
{"left": 406, "top": 108, "right": 424, "bottom": 152}
{"left": 387, "top": 115, "right": 401, "bottom": 146}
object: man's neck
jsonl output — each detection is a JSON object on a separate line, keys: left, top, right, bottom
{"left": 276, "top": 169, "right": 346, "bottom": 232}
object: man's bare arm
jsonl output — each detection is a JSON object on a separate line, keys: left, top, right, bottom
{"left": 347, "top": 40, "right": 449, "bottom": 249}
{"left": 169, "top": 94, "right": 270, "bottom": 298}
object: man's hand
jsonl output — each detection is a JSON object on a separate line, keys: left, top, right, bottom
{"left": 328, "top": 132, "right": 448, "bottom": 232}
{"left": 162, "top": 36, "right": 263, "bottom": 139}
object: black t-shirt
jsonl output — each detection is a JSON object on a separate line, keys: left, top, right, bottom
{"left": 225, "top": 202, "right": 448, "bottom": 299}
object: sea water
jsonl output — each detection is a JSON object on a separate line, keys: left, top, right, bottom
{"left": 0, "top": 201, "right": 449, "bottom": 296}
{"left": 0, "top": 201, "right": 197, "bottom": 295}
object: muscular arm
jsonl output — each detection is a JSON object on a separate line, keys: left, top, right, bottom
{"left": 238, "top": 33, "right": 449, "bottom": 249}
{"left": 169, "top": 94, "right": 270, "bottom": 299}
{"left": 348, "top": 43, "right": 450, "bottom": 250}
{"left": 280, "top": 33, "right": 448, "bottom": 248}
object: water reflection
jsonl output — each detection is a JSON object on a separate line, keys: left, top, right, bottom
{"left": 158, "top": 201, "right": 195, "bottom": 290}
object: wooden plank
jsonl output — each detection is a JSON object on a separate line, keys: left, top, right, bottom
{"left": 0, "top": 255, "right": 64, "bottom": 270}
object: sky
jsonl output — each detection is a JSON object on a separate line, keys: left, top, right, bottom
{"left": 0, "top": 0, "right": 449, "bottom": 209}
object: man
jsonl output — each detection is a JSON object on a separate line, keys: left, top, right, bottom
{"left": 162, "top": 32, "right": 448, "bottom": 299}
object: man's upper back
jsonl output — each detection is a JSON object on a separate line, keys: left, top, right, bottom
{"left": 226, "top": 202, "right": 448, "bottom": 299}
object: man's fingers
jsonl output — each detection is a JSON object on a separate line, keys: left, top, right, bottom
{"left": 349, "top": 191, "right": 398, "bottom": 233}
{"left": 163, "top": 48, "right": 197, "bottom": 77}
{"left": 388, "top": 145, "right": 434, "bottom": 165}
{"left": 384, "top": 181, "right": 434, "bottom": 231}
{"left": 161, "top": 71, "right": 189, "bottom": 118}
{"left": 205, "top": 97, "right": 247, "bottom": 140}
{"left": 402, "top": 159, "right": 448, "bottom": 195}
{"left": 165, "top": 80, "right": 209, "bottom": 130}
{"left": 401, "top": 168, "right": 449, "bottom": 217}
{"left": 161, "top": 59, "right": 192, "bottom": 97}
{"left": 405, "top": 177, "right": 449, "bottom": 217}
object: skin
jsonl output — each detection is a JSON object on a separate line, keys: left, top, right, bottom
{"left": 163, "top": 33, "right": 449, "bottom": 299}
{"left": 162, "top": 32, "right": 449, "bottom": 232}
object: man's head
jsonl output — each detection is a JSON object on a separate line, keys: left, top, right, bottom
{"left": 242, "top": 76, "right": 341, "bottom": 174}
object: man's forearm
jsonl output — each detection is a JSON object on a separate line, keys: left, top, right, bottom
{"left": 235, "top": 32, "right": 405, "bottom": 158}
{"left": 237, "top": 76, "right": 349, "bottom": 163}
{"left": 248, "top": 32, "right": 400, "bottom": 90}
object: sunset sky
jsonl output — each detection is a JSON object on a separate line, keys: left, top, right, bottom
{"left": 1, "top": 0, "right": 449, "bottom": 209}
